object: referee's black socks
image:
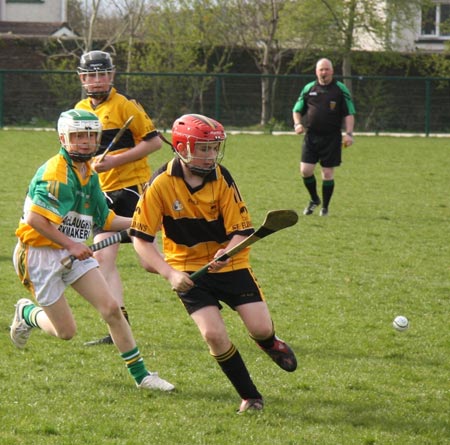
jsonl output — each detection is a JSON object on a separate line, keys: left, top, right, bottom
{"left": 303, "top": 175, "right": 320, "bottom": 202}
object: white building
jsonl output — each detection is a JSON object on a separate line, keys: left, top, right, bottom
{"left": 0, "top": 0, "right": 66, "bottom": 22}
{"left": 0, "top": 0, "right": 76, "bottom": 38}
{"left": 354, "top": 0, "right": 450, "bottom": 53}
{"left": 413, "top": 1, "right": 450, "bottom": 52}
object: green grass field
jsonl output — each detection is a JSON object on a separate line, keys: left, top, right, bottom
{"left": 0, "top": 130, "right": 448, "bottom": 445}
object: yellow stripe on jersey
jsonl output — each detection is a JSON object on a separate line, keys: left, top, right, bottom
{"left": 42, "top": 155, "right": 69, "bottom": 185}
{"left": 131, "top": 159, "right": 254, "bottom": 272}
{"left": 75, "top": 88, "right": 157, "bottom": 192}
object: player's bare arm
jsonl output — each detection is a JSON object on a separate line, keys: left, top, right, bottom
{"left": 108, "top": 215, "right": 132, "bottom": 232}
{"left": 132, "top": 237, "right": 193, "bottom": 292}
{"left": 209, "top": 234, "right": 248, "bottom": 271}
{"left": 93, "top": 138, "right": 162, "bottom": 173}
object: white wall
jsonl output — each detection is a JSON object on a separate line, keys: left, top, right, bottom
{"left": 1, "top": 0, "right": 66, "bottom": 22}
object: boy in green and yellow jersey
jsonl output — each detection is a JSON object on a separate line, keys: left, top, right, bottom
{"left": 10, "top": 109, "right": 174, "bottom": 392}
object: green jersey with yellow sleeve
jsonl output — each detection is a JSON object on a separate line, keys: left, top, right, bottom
{"left": 16, "top": 148, "right": 115, "bottom": 248}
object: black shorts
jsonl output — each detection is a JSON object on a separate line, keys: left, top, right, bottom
{"left": 301, "top": 131, "right": 342, "bottom": 167}
{"left": 93, "top": 184, "right": 144, "bottom": 239}
{"left": 177, "top": 268, "right": 265, "bottom": 315}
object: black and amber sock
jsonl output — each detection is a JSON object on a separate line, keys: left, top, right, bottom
{"left": 212, "top": 344, "right": 262, "bottom": 400}
{"left": 252, "top": 333, "right": 276, "bottom": 350}
{"left": 121, "top": 306, "right": 130, "bottom": 324}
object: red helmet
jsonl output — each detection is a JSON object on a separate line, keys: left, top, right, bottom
{"left": 171, "top": 114, "right": 226, "bottom": 176}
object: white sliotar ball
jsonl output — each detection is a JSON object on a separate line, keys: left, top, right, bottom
{"left": 393, "top": 315, "right": 409, "bottom": 331}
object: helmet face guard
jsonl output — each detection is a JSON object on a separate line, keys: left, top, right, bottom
{"left": 78, "top": 51, "right": 115, "bottom": 98}
{"left": 171, "top": 114, "right": 226, "bottom": 177}
{"left": 58, "top": 109, "right": 102, "bottom": 162}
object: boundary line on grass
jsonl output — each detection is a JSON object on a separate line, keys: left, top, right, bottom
{"left": 2, "top": 127, "right": 450, "bottom": 138}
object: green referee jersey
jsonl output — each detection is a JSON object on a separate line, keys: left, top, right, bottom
{"left": 16, "top": 147, "right": 115, "bottom": 248}
{"left": 292, "top": 79, "right": 355, "bottom": 134}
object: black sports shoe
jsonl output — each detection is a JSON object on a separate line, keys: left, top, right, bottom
{"left": 84, "top": 334, "right": 114, "bottom": 346}
{"left": 319, "top": 207, "right": 328, "bottom": 216}
{"left": 303, "top": 199, "right": 321, "bottom": 215}
{"left": 258, "top": 336, "right": 297, "bottom": 372}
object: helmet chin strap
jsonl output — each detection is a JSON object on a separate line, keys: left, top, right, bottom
{"left": 177, "top": 154, "right": 215, "bottom": 177}
{"left": 86, "top": 90, "right": 110, "bottom": 99}
{"left": 188, "top": 165, "right": 215, "bottom": 177}
{"left": 67, "top": 151, "right": 96, "bottom": 163}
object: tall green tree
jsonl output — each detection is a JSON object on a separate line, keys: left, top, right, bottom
{"left": 132, "top": 0, "right": 234, "bottom": 125}
{"left": 285, "top": 0, "right": 428, "bottom": 91}
{"left": 224, "top": 0, "right": 292, "bottom": 126}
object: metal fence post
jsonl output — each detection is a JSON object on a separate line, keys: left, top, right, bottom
{"left": 425, "top": 79, "right": 431, "bottom": 137}
{"left": 0, "top": 72, "right": 3, "bottom": 128}
{"left": 215, "top": 75, "right": 221, "bottom": 121}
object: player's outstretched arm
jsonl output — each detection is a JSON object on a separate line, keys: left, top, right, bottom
{"left": 132, "top": 236, "right": 193, "bottom": 293}
{"left": 108, "top": 215, "right": 132, "bottom": 232}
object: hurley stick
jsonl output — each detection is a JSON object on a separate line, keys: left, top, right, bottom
{"left": 60, "top": 229, "right": 130, "bottom": 269}
{"left": 190, "top": 209, "right": 298, "bottom": 281}
{"left": 97, "top": 115, "right": 134, "bottom": 162}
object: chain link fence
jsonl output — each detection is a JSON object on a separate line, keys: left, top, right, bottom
{"left": 1, "top": 70, "right": 450, "bottom": 135}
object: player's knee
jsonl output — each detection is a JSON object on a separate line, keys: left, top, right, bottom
{"left": 57, "top": 326, "right": 76, "bottom": 340}
{"left": 100, "top": 300, "right": 122, "bottom": 324}
{"left": 301, "top": 169, "right": 314, "bottom": 178}
{"left": 94, "top": 249, "right": 117, "bottom": 270}
{"left": 202, "top": 326, "right": 225, "bottom": 348}
{"left": 248, "top": 319, "right": 274, "bottom": 340}
{"left": 253, "top": 326, "right": 274, "bottom": 340}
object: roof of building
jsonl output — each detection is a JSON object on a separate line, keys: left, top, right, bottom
{"left": 0, "top": 21, "right": 77, "bottom": 38}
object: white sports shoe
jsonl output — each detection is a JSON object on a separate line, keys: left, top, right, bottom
{"left": 137, "top": 372, "right": 175, "bottom": 392}
{"left": 10, "top": 298, "right": 34, "bottom": 349}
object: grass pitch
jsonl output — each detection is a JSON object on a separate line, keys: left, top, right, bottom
{"left": 0, "top": 130, "right": 449, "bottom": 445}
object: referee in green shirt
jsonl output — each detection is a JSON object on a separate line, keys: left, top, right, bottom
{"left": 292, "top": 58, "right": 356, "bottom": 216}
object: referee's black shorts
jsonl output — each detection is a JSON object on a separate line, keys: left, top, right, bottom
{"left": 177, "top": 268, "right": 266, "bottom": 315}
{"left": 301, "top": 130, "right": 342, "bottom": 168}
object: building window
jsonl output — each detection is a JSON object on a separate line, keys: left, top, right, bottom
{"left": 421, "top": 3, "right": 450, "bottom": 36}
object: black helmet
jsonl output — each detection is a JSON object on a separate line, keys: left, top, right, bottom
{"left": 77, "top": 51, "right": 115, "bottom": 98}
{"left": 77, "top": 50, "right": 115, "bottom": 74}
